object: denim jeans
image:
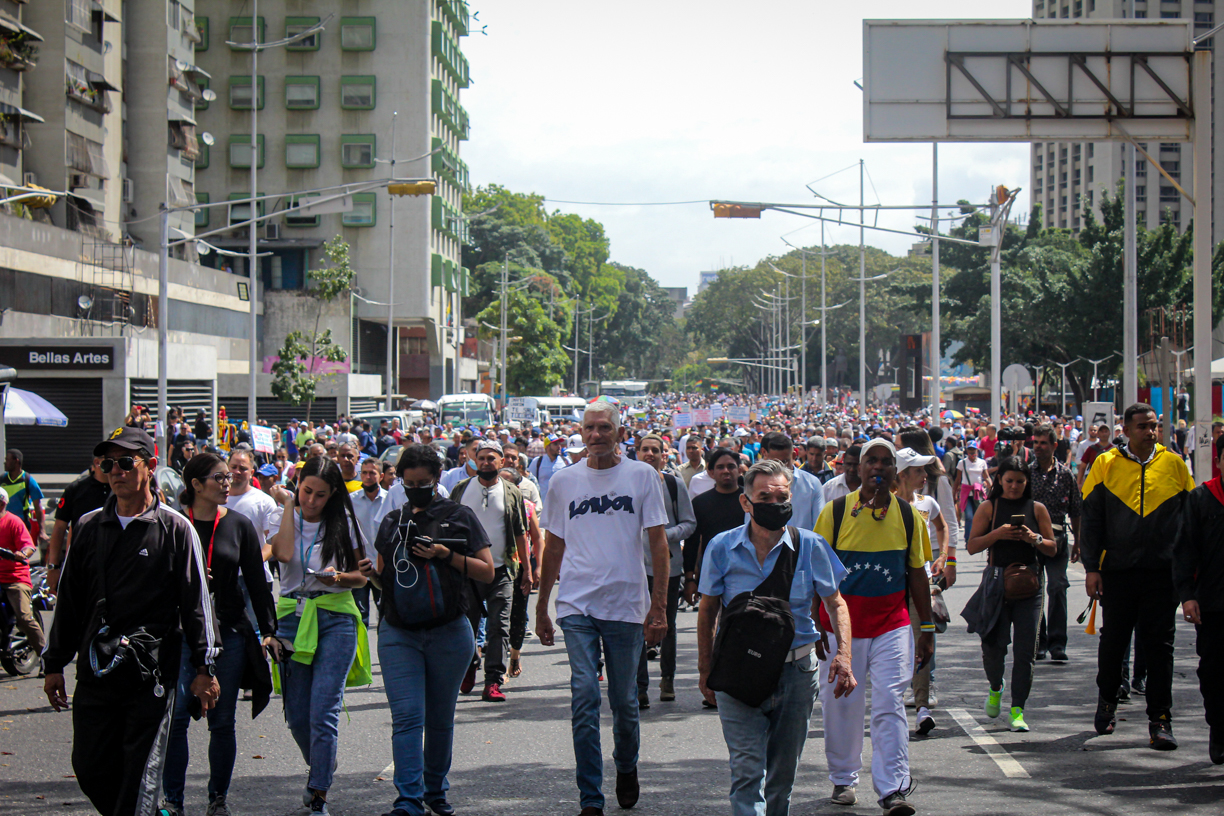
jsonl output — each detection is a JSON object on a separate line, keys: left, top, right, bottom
{"left": 637, "top": 575, "right": 682, "bottom": 690}
{"left": 278, "top": 608, "right": 359, "bottom": 792}
{"left": 558, "top": 615, "right": 643, "bottom": 810}
{"left": 379, "top": 615, "right": 475, "bottom": 815}
{"left": 162, "top": 626, "right": 247, "bottom": 807}
{"left": 716, "top": 652, "right": 820, "bottom": 816}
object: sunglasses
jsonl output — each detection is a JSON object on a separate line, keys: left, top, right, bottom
{"left": 100, "top": 456, "right": 144, "bottom": 473}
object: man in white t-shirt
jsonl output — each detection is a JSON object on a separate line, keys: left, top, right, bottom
{"left": 225, "top": 448, "right": 279, "bottom": 580}
{"left": 537, "top": 402, "right": 669, "bottom": 816}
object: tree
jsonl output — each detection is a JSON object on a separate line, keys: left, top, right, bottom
{"left": 476, "top": 288, "right": 571, "bottom": 395}
{"left": 270, "top": 237, "right": 354, "bottom": 421}
{"left": 588, "top": 263, "right": 680, "bottom": 385}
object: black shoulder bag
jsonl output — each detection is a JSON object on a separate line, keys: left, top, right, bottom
{"left": 706, "top": 526, "right": 800, "bottom": 707}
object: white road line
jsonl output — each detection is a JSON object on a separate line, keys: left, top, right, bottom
{"left": 949, "top": 708, "right": 1031, "bottom": 779}
{"left": 377, "top": 761, "right": 394, "bottom": 780}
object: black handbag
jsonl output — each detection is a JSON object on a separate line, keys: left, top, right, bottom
{"left": 706, "top": 527, "right": 800, "bottom": 707}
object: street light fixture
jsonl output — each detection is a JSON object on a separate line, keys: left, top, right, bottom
{"left": 1082, "top": 354, "right": 1115, "bottom": 403}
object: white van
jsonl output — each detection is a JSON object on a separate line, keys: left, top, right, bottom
{"left": 437, "top": 393, "right": 496, "bottom": 428}
{"left": 532, "top": 396, "right": 587, "bottom": 425}
{"left": 352, "top": 410, "right": 424, "bottom": 432}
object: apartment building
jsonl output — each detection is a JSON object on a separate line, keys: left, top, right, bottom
{"left": 1030, "top": 0, "right": 1224, "bottom": 244}
{"left": 192, "top": 0, "right": 475, "bottom": 409}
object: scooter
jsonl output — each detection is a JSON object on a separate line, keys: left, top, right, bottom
{"left": 1, "top": 566, "right": 54, "bottom": 676}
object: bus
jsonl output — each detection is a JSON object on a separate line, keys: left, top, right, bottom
{"left": 437, "top": 393, "right": 496, "bottom": 428}
{"left": 532, "top": 396, "right": 587, "bottom": 425}
{"left": 600, "top": 380, "right": 650, "bottom": 407}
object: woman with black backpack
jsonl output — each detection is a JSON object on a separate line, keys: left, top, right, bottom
{"left": 360, "top": 444, "right": 494, "bottom": 816}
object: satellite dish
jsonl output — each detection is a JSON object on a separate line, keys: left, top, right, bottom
{"left": 201, "top": 132, "right": 215, "bottom": 146}
{"left": 202, "top": 89, "right": 217, "bottom": 102}
{"left": 77, "top": 294, "right": 93, "bottom": 310}
{"left": 176, "top": 59, "right": 188, "bottom": 71}
{"left": 196, "top": 242, "right": 211, "bottom": 256}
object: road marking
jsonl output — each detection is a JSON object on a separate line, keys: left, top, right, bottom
{"left": 377, "top": 761, "right": 394, "bottom": 780}
{"left": 949, "top": 708, "right": 1030, "bottom": 779}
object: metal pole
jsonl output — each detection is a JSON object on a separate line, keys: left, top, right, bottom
{"left": 587, "top": 307, "right": 595, "bottom": 387}
{"left": 158, "top": 207, "right": 169, "bottom": 454}
{"left": 821, "top": 222, "right": 827, "bottom": 403}
{"left": 1123, "top": 0, "right": 1139, "bottom": 409}
{"left": 572, "top": 297, "right": 580, "bottom": 394}
{"left": 859, "top": 159, "right": 867, "bottom": 407}
{"left": 500, "top": 256, "right": 508, "bottom": 406}
{"left": 1193, "top": 50, "right": 1213, "bottom": 481}
{"left": 990, "top": 188, "right": 1003, "bottom": 423}
{"left": 784, "top": 273, "right": 791, "bottom": 394}
{"left": 931, "top": 144, "right": 941, "bottom": 419}
{"left": 246, "top": 0, "right": 259, "bottom": 426}
{"left": 384, "top": 111, "right": 397, "bottom": 410}
{"left": 800, "top": 251, "right": 807, "bottom": 398}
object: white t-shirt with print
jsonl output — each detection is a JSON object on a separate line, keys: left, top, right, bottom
{"left": 278, "top": 514, "right": 362, "bottom": 596}
{"left": 540, "top": 457, "right": 669, "bottom": 624}
{"left": 910, "top": 493, "right": 943, "bottom": 571}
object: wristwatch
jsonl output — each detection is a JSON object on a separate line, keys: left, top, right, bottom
{"left": 197, "top": 664, "right": 216, "bottom": 677}
{"left": 46, "top": 563, "right": 61, "bottom": 571}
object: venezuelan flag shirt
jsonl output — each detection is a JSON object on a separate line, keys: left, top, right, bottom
{"left": 815, "top": 490, "right": 931, "bottom": 639}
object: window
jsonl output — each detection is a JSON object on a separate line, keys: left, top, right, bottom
{"left": 340, "top": 134, "right": 376, "bottom": 168}
{"left": 1088, "top": 144, "right": 1094, "bottom": 158}
{"left": 66, "top": 0, "right": 91, "bottom": 31}
{"left": 340, "top": 76, "right": 376, "bottom": 109}
{"left": 228, "top": 17, "right": 265, "bottom": 49}
{"left": 1088, "top": 165, "right": 1094, "bottom": 182}
{"left": 1162, "top": 11, "right": 1180, "bottom": 18}
{"left": 228, "top": 134, "right": 265, "bottom": 168}
{"left": 343, "top": 193, "right": 375, "bottom": 227}
{"left": 340, "top": 17, "right": 376, "bottom": 50}
{"left": 196, "top": 193, "right": 210, "bottom": 228}
{"left": 228, "top": 194, "right": 265, "bottom": 225}
{"left": 167, "top": 0, "right": 180, "bottom": 29}
{"left": 1160, "top": 186, "right": 1179, "bottom": 202}
{"left": 285, "top": 194, "right": 320, "bottom": 227}
{"left": 229, "top": 76, "right": 265, "bottom": 110}
{"left": 196, "top": 140, "right": 210, "bottom": 170}
{"left": 1164, "top": 161, "right": 1181, "bottom": 174}
{"left": 196, "top": 16, "right": 209, "bottom": 51}
{"left": 196, "top": 77, "right": 210, "bottom": 111}
{"left": 1137, "top": 185, "right": 1147, "bottom": 198}
{"left": 170, "top": 122, "right": 200, "bottom": 161}
{"left": 285, "top": 135, "right": 320, "bottom": 168}
{"left": 285, "top": 76, "right": 320, "bottom": 110}
{"left": 1136, "top": 10, "right": 1147, "bottom": 17}
{"left": 285, "top": 17, "right": 321, "bottom": 50}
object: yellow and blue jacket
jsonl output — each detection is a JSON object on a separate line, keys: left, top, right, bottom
{"left": 1080, "top": 443, "right": 1194, "bottom": 573}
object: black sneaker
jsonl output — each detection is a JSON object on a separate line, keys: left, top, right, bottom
{"left": 1035, "top": 651, "right": 1047, "bottom": 661}
{"left": 1118, "top": 684, "right": 1131, "bottom": 703}
{"left": 1210, "top": 728, "right": 1224, "bottom": 765}
{"left": 1132, "top": 677, "right": 1146, "bottom": 695}
{"left": 309, "top": 792, "right": 330, "bottom": 814}
{"left": 615, "top": 768, "right": 639, "bottom": 809}
{"left": 1049, "top": 649, "right": 1068, "bottom": 662}
{"left": 1149, "top": 717, "right": 1178, "bottom": 751}
{"left": 1094, "top": 697, "right": 1117, "bottom": 735}
{"left": 427, "top": 800, "right": 456, "bottom": 816}
{"left": 881, "top": 791, "right": 916, "bottom": 816}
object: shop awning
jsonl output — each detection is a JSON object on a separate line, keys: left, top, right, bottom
{"left": 87, "top": 71, "right": 119, "bottom": 92}
{"left": 0, "top": 16, "right": 44, "bottom": 43}
{"left": 0, "top": 101, "right": 43, "bottom": 123}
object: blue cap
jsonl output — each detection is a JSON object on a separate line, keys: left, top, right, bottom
{"left": 257, "top": 463, "right": 278, "bottom": 477}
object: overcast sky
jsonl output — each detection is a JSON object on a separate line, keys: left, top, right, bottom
{"left": 462, "top": 1, "right": 1033, "bottom": 292}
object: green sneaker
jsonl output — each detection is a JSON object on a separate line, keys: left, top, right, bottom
{"left": 1008, "top": 706, "right": 1029, "bottom": 732}
{"left": 985, "top": 684, "right": 1004, "bottom": 718}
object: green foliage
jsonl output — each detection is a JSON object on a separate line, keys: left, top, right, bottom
{"left": 476, "top": 288, "right": 571, "bottom": 395}
{"left": 270, "top": 236, "right": 354, "bottom": 420}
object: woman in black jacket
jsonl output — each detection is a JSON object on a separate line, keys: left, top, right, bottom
{"left": 1173, "top": 433, "right": 1224, "bottom": 765}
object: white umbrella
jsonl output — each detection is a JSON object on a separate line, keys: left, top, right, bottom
{"left": 2, "top": 387, "right": 69, "bottom": 426}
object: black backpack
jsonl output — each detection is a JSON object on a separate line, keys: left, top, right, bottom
{"left": 706, "top": 526, "right": 800, "bottom": 707}
{"left": 378, "top": 506, "right": 471, "bottom": 631}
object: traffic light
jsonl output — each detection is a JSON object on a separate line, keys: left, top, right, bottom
{"left": 712, "top": 202, "right": 762, "bottom": 219}
{"left": 388, "top": 181, "right": 436, "bottom": 196}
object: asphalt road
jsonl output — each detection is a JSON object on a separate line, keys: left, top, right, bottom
{"left": 1, "top": 546, "right": 1220, "bottom": 816}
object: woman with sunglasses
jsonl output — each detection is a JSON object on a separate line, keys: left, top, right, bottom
{"left": 268, "top": 456, "right": 370, "bottom": 816}
{"left": 161, "top": 453, "right": 277, "bottom": 816}
{"left": 359, "top": 444, "right": 494, "bottom": 816}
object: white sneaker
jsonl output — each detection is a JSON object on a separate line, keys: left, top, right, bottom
{"left": 903, "top": 687, "right": 915, "bottom": 708}
{"left": 916, "top": 706, "right": 936, "bottom": 736}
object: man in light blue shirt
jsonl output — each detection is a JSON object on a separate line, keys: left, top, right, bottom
{"left": 697, "top": 459, "right": 855, "bottom": 816}
{"left": 527, "top": 433, "right": 566, "bottom": 502}
{"left": 757, "top": 431, "right": 826, "bottom": 529}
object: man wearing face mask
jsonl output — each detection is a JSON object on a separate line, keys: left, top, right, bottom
{"left": 814, "top": 438, "right": 934, "bottom": 815}
{"left": 450, "top": 440, "right": 531, "bottom": 703}
{"left": 697, "top": 459, "right": 855, "bottom": 816}
{"left": 757, "top": 432, "right": 825, "bottom": 529}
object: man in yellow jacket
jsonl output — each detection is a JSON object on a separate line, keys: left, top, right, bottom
{"left": 1080, "top": 403, "right": 1194, "bottom": 750}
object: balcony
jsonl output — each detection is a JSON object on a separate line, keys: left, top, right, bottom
{"left": 66, "top": 76, "right": 113, "bottom": 114}
{"left": 0, "top": 29, "right": 37, "bottom": 71}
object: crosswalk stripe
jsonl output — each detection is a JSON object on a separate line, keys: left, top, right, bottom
{"left": 949, "top": 708, "right": 1031, "bottom": 779}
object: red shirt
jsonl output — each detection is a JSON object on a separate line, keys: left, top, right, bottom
{"left": 0, "top": 511, "right": 34, "bottom": 586}
{"left": 980, "top": 436, "right": 997, "bottom": 459}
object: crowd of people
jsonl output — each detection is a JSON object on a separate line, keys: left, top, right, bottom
{"left": 2, "top": 389, "right": 1222, "bottom": 816}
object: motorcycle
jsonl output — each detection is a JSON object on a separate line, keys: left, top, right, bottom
{"left": 1, "top": 566, "right": 54, "bottom": 676}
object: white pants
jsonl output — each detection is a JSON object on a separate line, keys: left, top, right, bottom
{"left": 819, "top": 626, "right": 914, "bottom": 803}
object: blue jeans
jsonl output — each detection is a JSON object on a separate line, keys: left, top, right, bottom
{"left": 162, "top": 626, "right": 247, "bottom": 807}
{"left": 716, "top": 653, "right": 820, "bottom": 816}
{"left": 278, "top": 608, "right": 358, "bottom": 792}
{"left": 558, "top": 615, "right": 643, "bottom": 810}
{"left": 379, "top": 615, "right": 475, "bottom": 815}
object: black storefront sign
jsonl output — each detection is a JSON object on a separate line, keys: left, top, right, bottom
{"left": 0, "top": 346, "right": 115, "bottom": 371}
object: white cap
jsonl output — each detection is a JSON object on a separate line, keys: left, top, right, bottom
{"left": 860, "top": 437, "right": 897, "bottom": 462}
{"left": 896, "top": 447, "right": 937, "bottom": 472}
{"left": 568, "top": 433, "right": 583, "bottom": 448}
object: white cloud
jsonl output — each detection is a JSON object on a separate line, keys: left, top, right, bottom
{"left": 462, "top": 0, "right": 1033, "bottom": 290}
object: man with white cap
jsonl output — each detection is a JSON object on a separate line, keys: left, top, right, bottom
{"left": 529, "top": 433, "right": 568, "bottom": 502}
{"left": 814, "top": 437, "right": 934, "bottom": 815}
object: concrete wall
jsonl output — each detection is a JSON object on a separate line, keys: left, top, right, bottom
{"left": 262, "top": 288, "right": 351, "bottom": 365}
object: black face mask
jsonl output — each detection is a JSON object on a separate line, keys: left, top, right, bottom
{"left": 477, "top": 466, "right": 499, "bottom": 481}
{"left": 404, "top": 485, "right": 435, "bottom": 509}
{"left": 751, "top": 501, "right": 793, "bottom": 531}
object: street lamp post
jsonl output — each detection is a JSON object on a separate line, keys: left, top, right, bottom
{"left": 1047, "top": 358, "right": 1078, "bottom": 418}
{"left": 1084, "top": 354, "right": 1115, "bottom": 402}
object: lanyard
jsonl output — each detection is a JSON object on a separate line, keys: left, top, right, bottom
{"left": 297, "top": 512, "right": 324, "bottom": 589}
{"left": 188, "top": 508, "right": 222, "bottom": 570}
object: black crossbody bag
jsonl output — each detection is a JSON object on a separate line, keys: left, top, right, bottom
{"left": 706, "top": 526, "right": 800, "bottom": 707}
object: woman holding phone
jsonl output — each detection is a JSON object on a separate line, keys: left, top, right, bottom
{"left": 268, "top": 456, "right": 370, "bottom": 815}
{"left": 359, "top": 444, "right": 494, "bottom": 816}
{"left": 966, "top": 456, "right": 1056, "bottom": 732}
{"left": 161, "top": 453, "right": 276, "bottom": 816}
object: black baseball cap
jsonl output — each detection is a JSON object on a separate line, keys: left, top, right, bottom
{"left": 94, "top": 426, "right": 155, "bottom": 458}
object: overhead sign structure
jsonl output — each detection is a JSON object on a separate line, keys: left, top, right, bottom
{"left": 863, "top": 19, "right": 1193, "bottom": 143}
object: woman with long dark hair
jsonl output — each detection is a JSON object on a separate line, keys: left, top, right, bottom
{"left": 268, "top": 456, "right": 371, "bottom": 815}
{"left": 966, "top": 457, "right": 1056, "bottom": 733}
{"left": 161, "top": 453, "right": 276, "bottom": 816}
{"left": 359, "top": 444, "right": 494, "bottom": 816}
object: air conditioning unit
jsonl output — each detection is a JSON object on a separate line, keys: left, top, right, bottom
{"left": 264, "top": 223, "right": 280, "bottom": 240}
{"left": 69, "top": 173, "right": 90, "bottom": 189}
{"left": 122, "top": 178, "right": 134, "bottom": 203}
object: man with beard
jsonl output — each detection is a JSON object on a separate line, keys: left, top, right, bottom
{"left": 350, "top": 457, "right": 392, "bottom": 626}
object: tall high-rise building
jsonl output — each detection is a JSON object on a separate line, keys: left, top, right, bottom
{"left": 1029, "top": 0, "right": 1222, "bottom": 244}
{"left": 193, "top": 0, "right": 474, "bottom": 408}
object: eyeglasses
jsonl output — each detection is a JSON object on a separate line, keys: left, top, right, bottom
{"left": 209, "top": 472, "right": 234, "bottom": 485}
{"left": 100, "top": 456, "right": 143, "bottom": 473}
